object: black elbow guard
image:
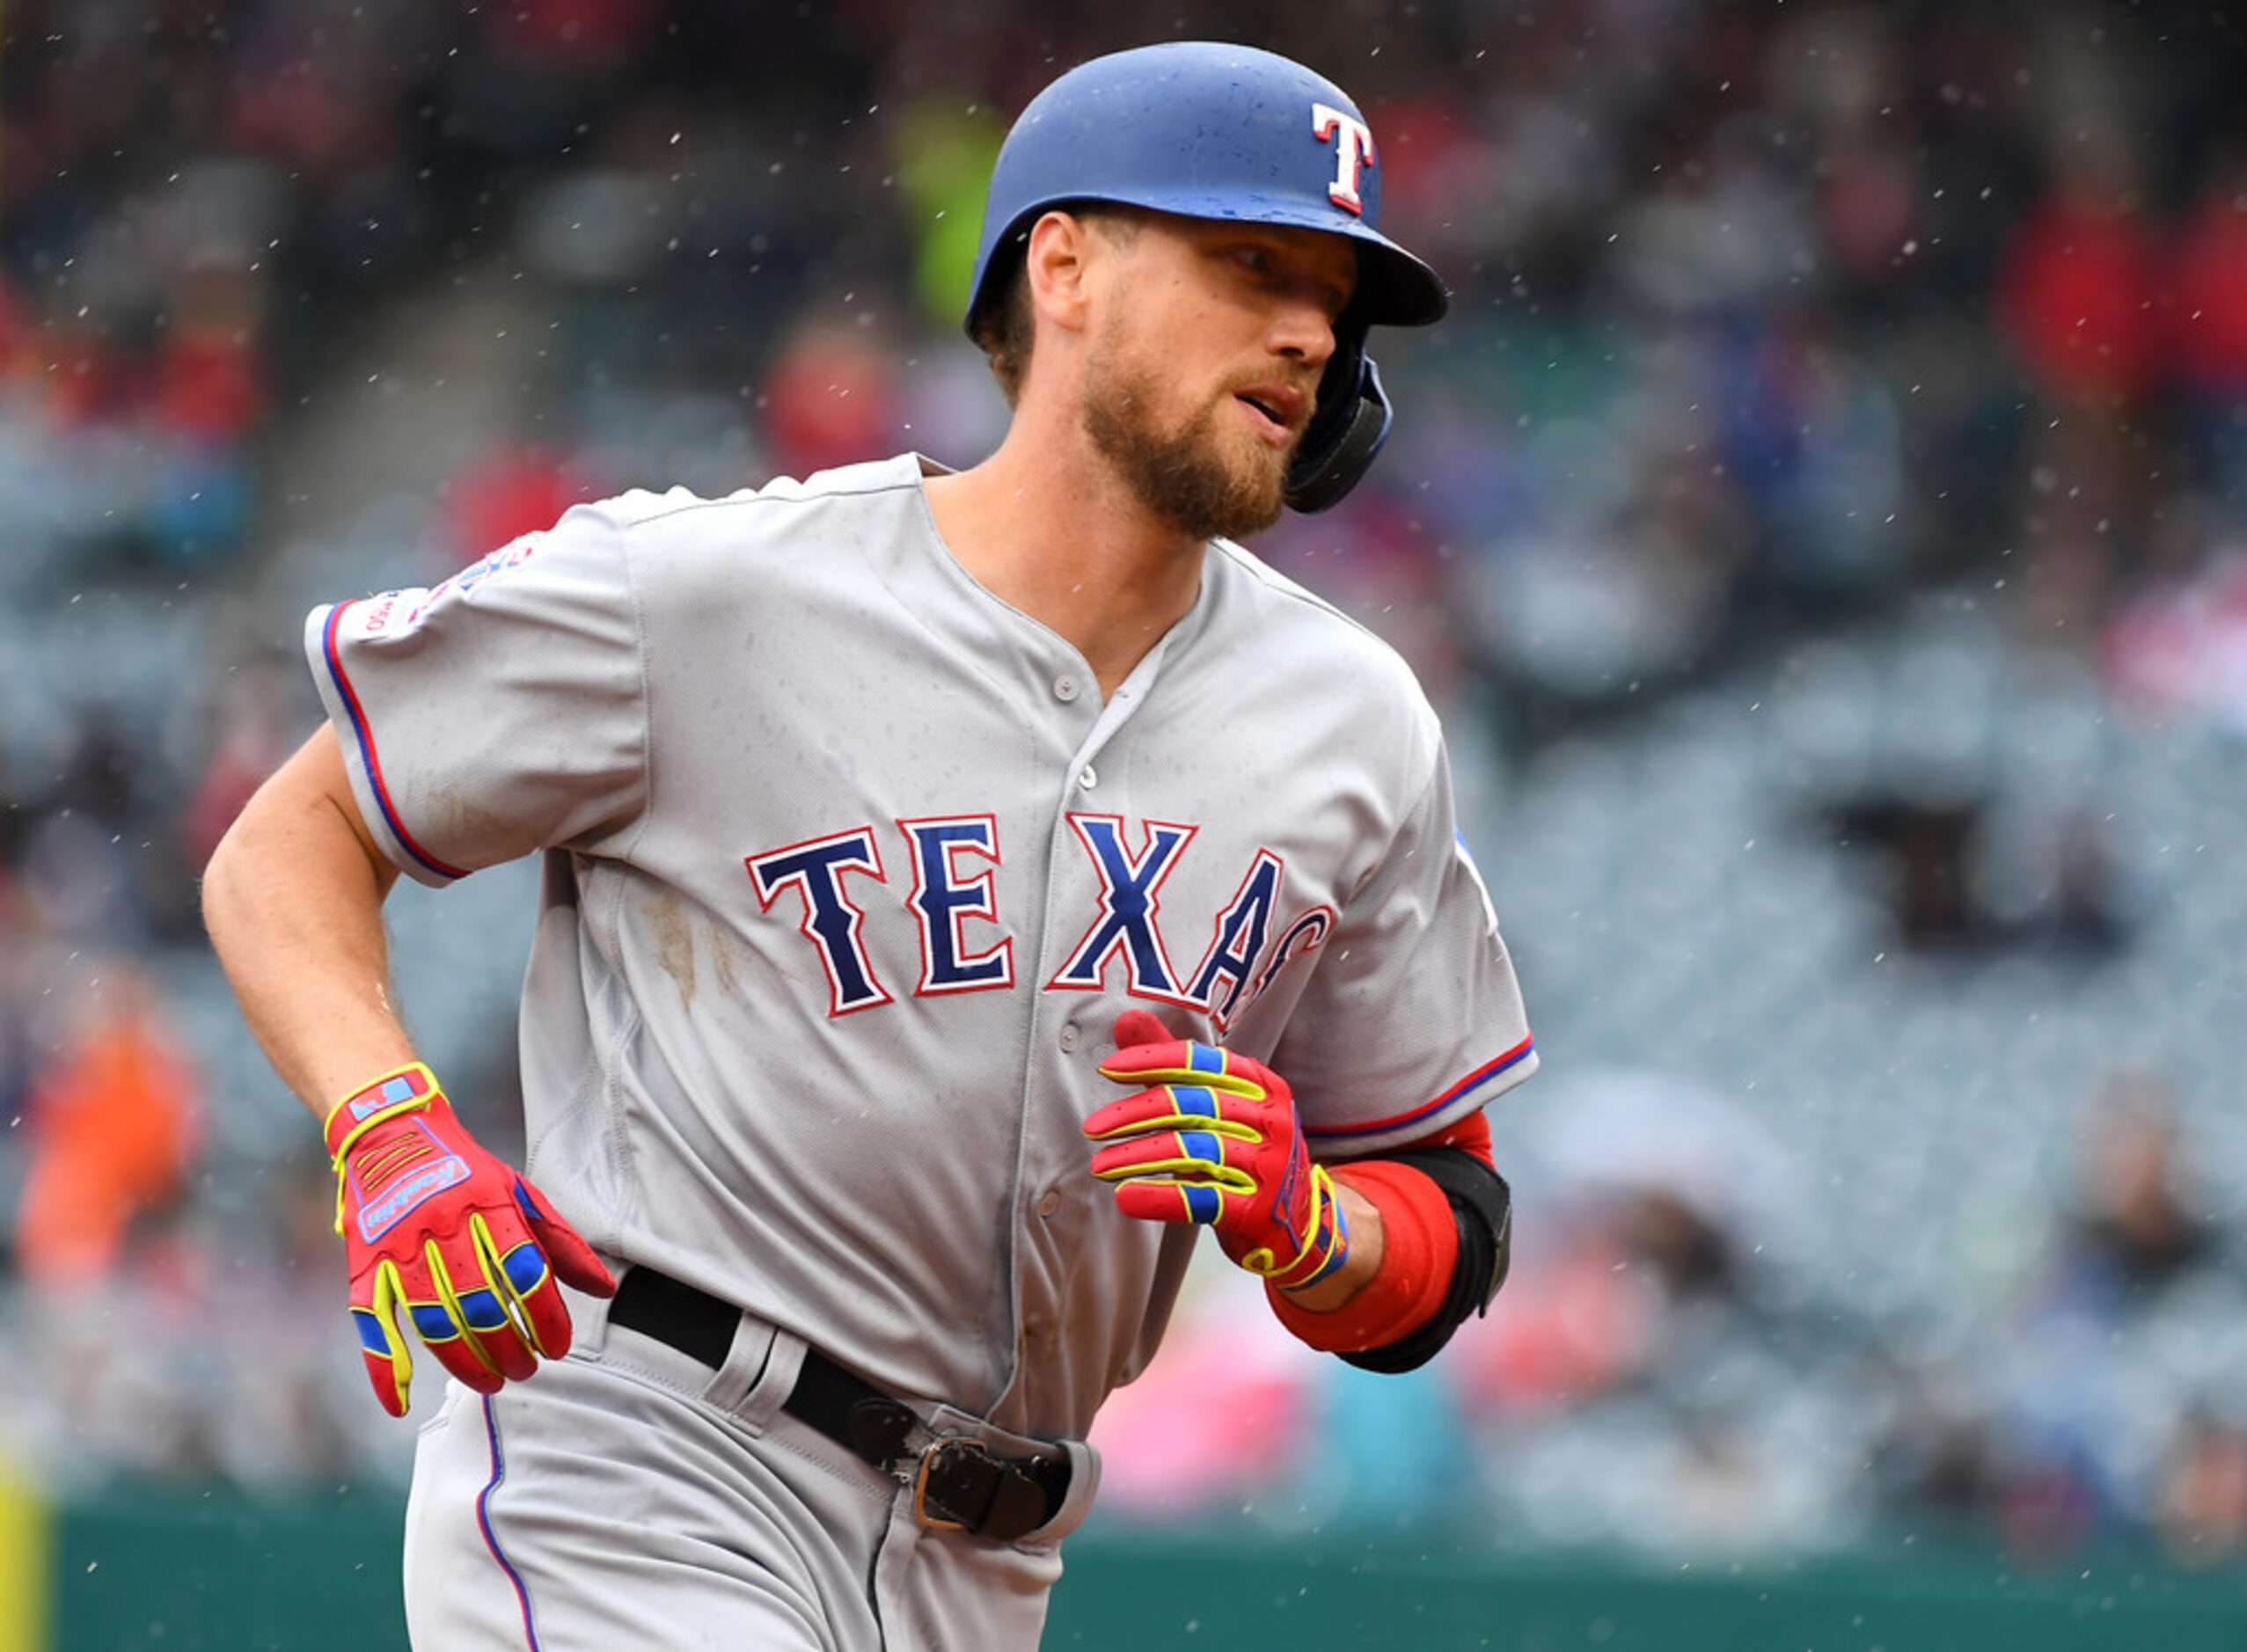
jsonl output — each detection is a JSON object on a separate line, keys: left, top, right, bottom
{"left": 1337, "top": 1146, "right": 1512, "bottom": 1376}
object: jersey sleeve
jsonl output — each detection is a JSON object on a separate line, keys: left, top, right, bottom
{"left": 303, "top": 501, "right": 648, "bottom": 887}
{"left": 1274, "top": 739, "right": 1537, "bottom": 1159}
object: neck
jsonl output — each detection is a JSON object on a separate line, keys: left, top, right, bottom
{"left": 922, "top": 418, "right": 1206, "bottom": 700}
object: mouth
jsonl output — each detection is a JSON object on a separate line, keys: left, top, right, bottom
{"left": 1233, "top": 385, "right": 1306, "bottom": 447}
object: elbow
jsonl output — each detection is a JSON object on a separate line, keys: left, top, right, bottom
{"left": 199, "top": 801, "right": 262, "bottom": 950}
{"left": 200, "top": 770, "right": 304, "bottom": 946}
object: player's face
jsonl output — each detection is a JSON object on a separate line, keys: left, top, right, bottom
{"left": 1080, "top": 217, "right": 1358, "bottom": 542}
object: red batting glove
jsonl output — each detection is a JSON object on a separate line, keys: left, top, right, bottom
{"left": 326, "top": 1064, "right": 615, "bottom": 1416}
{"left": 1086, "top": 1010, "right": 1349, "bottom": 1291}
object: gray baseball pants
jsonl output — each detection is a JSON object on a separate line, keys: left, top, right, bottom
{"left": 400, "top": 1279, "right": 1101, "bottom": 1650}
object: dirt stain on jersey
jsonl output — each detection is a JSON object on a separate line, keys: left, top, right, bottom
{"left": 648, "top": 895, "right": 697, "bottom": 1008}
{"left": 425, "top": 786, "right": 529, "bottom": 863}
{"left": 706, "top": 920, "right": 743, "bottom": 999}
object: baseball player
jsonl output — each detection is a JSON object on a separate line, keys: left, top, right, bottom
{"left": 202, "top": 40, "right": 1534, "bottom": 1651}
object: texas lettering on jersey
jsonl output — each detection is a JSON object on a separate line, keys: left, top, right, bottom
{"left": 745, "top": 814, "right": 1335, "bottom": 1028}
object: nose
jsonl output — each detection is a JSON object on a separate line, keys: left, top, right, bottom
{"left": 1269, "top": 294, "right": 1337, "bottom": 375}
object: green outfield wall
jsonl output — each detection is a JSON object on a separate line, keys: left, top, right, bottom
{"left": 8, "top": 1480, "right": 2245, "bottom": 1650}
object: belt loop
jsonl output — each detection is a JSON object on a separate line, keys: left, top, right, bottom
{"left": 717, "top": 1322, "right": 804, "bottom": 1436}
{"left": 1032, "top": 1437, "right": 1102, "bottom": 1544}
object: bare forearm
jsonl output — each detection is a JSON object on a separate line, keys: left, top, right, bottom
{"left": 201, "top": 727, "right": 416, "bottom": 1122}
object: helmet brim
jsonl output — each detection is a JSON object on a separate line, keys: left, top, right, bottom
{"left": 970, "top": 195, "right": 1447, "bottom": 333}
{"left": 1197, "top": 196, "right": 1448, "bottom": 328}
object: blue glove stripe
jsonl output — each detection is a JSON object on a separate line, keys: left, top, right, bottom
{"left": 1188, "top": 1044, "right": 1224, "bottom": 1075}
{"left": 1182, "top": 1184, "right": 1223, "bottom": 1224}
{"left": 410, "top": 1302, "right": 462, "bottom": 1343}
{"left": 512, "top": 1181, "right": 547, "bottom": 1224}
{"left": 456, "top": 1289, "right": 509, "bottom": 1332}
{"left": 1170, "top": 1085, "right": 1219, "bottom": 1119}
{"left": 1181, "top": 1129, "right": 1225, "bottom": 1165}
{"left": 351, "top": 1308, "right": 393, "bottom": 1356}
{"left": 500, "top": 1243, "right": 549, "bottom": 1295}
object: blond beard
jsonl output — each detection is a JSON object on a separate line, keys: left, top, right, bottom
{"left": 1081, "top": 335, "right": 1293, "bottom": 543}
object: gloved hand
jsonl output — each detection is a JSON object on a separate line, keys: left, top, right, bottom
{"left": 325, "top": 1064, "right": 615, "bottom": 1416}
{"left": 1086, "top": 1010, "right": 1349, "bottom": 1291}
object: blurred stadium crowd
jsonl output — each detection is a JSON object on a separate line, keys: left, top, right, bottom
{"left": 4, "top": 0, "right": 2247, "bottom": 1572}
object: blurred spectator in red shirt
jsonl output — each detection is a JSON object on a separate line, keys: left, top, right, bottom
{"left": 1998, "top": 157, "right": 2162, "bottom": 405}
{"left": 2168, "top": 162, "right": 2247, "bottom": 394}
{"left": 2166, "top": 160, "right": 2247, "bottom": 523}
{"left": 760, "top": 322, "right": 903, "bottom": 481}
{"left": 446, "top": 443, "right": 604, "bottom": 562}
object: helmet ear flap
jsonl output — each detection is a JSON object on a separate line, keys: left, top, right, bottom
{"left": 1285, "top": 343, "right": 1392, "bottom": 514}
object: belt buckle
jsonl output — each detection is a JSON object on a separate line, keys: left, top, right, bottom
{"left": 911, "top": 1438, "right": 990, "bottom": 1532}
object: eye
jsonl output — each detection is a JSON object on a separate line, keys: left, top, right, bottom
{"left": 1228, "top": 245, "right": 1276, "bottom": 274}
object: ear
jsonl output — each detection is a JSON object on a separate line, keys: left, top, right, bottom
{"left": 1023, "top": 209, "right": 1102, "bottom": 336}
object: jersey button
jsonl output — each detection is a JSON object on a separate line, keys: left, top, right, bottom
{"left": 1058, "top": 1022, "right": 1081, "bottom": 1053}
{"left": 1037, "top": 1189, "right": 1064, "bottom": 1218}
{"left": 1077, "top": 765, "right": 1098, "bottom": 790}
{"left": 1053, "top": 676, "right": 1080, "bottom": 703}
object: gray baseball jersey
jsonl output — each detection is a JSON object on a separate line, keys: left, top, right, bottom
{"left": 306, "top": 451, "right": 1536, "bottom": 1445}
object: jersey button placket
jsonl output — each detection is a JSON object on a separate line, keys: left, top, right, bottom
{"left": 1053, "top": 675, "right": 1080, "bottom": 703}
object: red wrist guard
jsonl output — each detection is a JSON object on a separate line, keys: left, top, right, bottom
{"left": 1265, "top": 1110, "right": 1496, "bottom": 1352}
{"left": 1266, "top": 1159, "right": 1459, "bottom": 1352}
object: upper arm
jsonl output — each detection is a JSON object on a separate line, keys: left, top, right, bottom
{"left": 303, "top": 502, "right": 648, "bottom": 887}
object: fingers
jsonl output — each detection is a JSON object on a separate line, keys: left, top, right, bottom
{"left": 1110, "top": 1174, "right": 1233, "bottom": 1227}
{"left": 457, "top": 1221, "right": 543, "bottom": 1383}
{"left": 406, "top": 1239, "right": 513, "bottom": 1393}
{"left": 350, "top": 1257, "right": 416, "bottom": 1417}
{"left": 1102, "top": 1010, "right": 1217, "bottom": 1085}
{"left": 1110, "top": 1007, "right": 1173, "bottom": 1051}
{"left": 515, "top": 1178, "right": 618, "bottom": 1297}
{"left": 493, "top": 1176, "right": 618, "bottom": 1363}
{"left": 1083, "top": 1082, "right": 1267, "bottom": 1144}
{"left": 348, "top": 1215, "right": 483, "bottom": 1416}
{"left": 1089, "top": 1128, "right": 1260, "bottom": 1190}
{"left": 1100, "top": 1037, "right": 1276, "bottom": 1103}
{"left": 1099, "top": 1033, "right": 1225, "bottom": 1085}
{"left": 386, "top": 1232, "right": 523, "bottom": 1393}
{"left": 1091, "top": 1116, "right": 1259, "bottom": 1232}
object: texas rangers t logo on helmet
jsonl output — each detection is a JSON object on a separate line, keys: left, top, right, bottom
{"left": 1311, "top": 102, "right": 1376, "bottom": 216}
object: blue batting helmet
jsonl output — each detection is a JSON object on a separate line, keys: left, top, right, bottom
{"left": 965, "top": 41, "right": 1449, "bottom": 512}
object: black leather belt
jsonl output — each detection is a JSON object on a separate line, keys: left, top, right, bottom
{"left": 607, "top": 1266, "right": 1068, "bottom": 1542}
